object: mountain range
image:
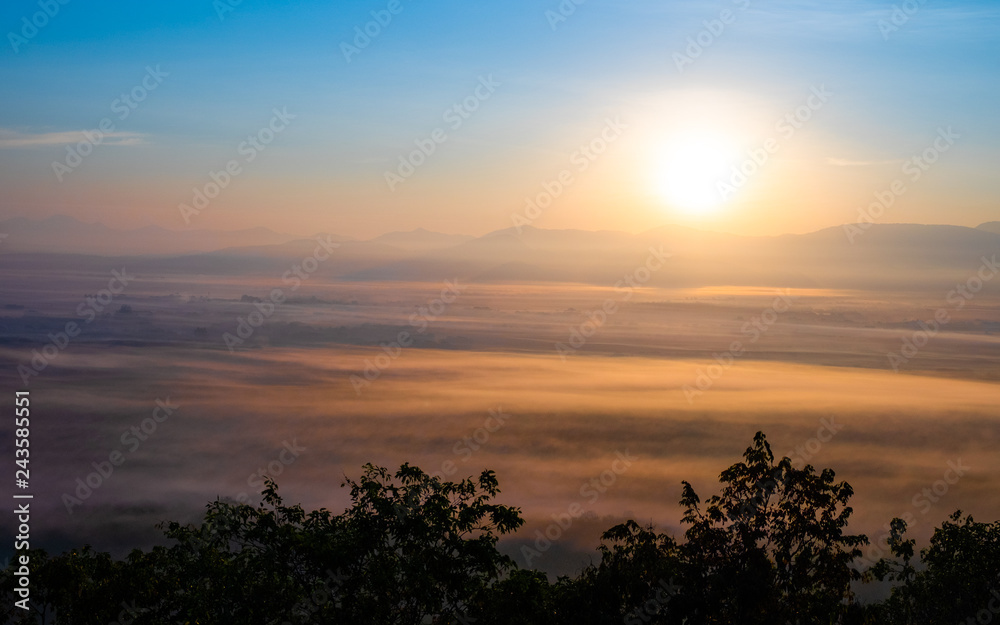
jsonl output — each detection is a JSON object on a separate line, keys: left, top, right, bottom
{"left": 1, "top": 215, "right": 998, "bottom": 291}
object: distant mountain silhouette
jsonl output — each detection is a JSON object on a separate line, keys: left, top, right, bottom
{"left": 2, "top": 216, "right": 997, "bottom": 291}
{"left": 371, "top": 228, "right": 474, "bottom": 251}
{"left": 978, "top": 221, "right": 1000, "bottom": 235}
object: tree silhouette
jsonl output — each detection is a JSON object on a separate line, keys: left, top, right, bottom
{"left": 870, "top": 511, "right": 1000, "bottom": 624}
{"left": 3, "top": 432, "right": 997, "bottom": 624}
{"left": 546, "top": 520, "right": 681, "bottom": 624}
{"left": 675, "top": 431, "right": 867, "bottom": 623}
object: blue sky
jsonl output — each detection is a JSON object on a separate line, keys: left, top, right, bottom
{"left": 1, "top": 0, "right": 998, "bottom": 237}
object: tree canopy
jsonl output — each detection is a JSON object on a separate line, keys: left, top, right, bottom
{"left": 2, "top": 432, "right": 996, "bottom": 624}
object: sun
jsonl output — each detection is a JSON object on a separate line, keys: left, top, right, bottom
{"left": 654, "top": 134, "right": 739, "bottom": 216}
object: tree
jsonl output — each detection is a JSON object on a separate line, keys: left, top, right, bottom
{"left": 9, "top": 437, "right": 1000, "bottom": 624}
{"left": 0, "top": 546, "right": 132, "bottom": 625}
{"left": 870, "top": 511, "right": 1000, "bottom": 624}
{"left": 548, "top": 520, "right": 681, "bottom": 624}
{"left": 675, "top": 431, "right": 867, "bottom": 623}
{"left": 1, "top": 465, "right": 523, "bottom": 625}
{"left": 470, "top": 569, "right": 557, "bottom": 625}
{"left": 334, "top": 463, "right": 524, "bottom": 624}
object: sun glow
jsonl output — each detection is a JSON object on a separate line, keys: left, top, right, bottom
{"left": 655, "top": 133, "right": 739, "bottom": 216}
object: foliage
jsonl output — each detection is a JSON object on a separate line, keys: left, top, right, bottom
{"left": 2, "top": 433, "right": 997, "bottom": 624}
{"left": 2, "top": 464, "right": 522, "bottom": 625}
{"left": 674, "top": 431, "right": 867, "bottom": 623}
{"left": 869, "top": 511, "right": 1000, "bottom": 624}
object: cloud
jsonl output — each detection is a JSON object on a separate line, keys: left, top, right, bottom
{"left": 0, "top": 128, "right": 147, "bottom": 148}
{"left": 826, "top": 156, "right": 899, "bottom": 167}
{"left": 738, "top": 2, "right": 1000, "bottom": 41}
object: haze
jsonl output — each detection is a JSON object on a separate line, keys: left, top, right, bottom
{"left": 0, "top": 0, "right": 998, "bottom": 584}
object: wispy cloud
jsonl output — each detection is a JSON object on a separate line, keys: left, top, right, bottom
{"left": 0, "top": 128, "right": 146, "bottom": 148}
{"left": 739, "top": 2, "right": 1000, "bottom": 41}
{"left": 826, "top": 157, "right": 899, "bottom": 167}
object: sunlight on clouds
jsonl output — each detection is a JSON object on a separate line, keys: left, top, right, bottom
{"left": 0, "top": 128, "right": 146, "bottom": 148}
